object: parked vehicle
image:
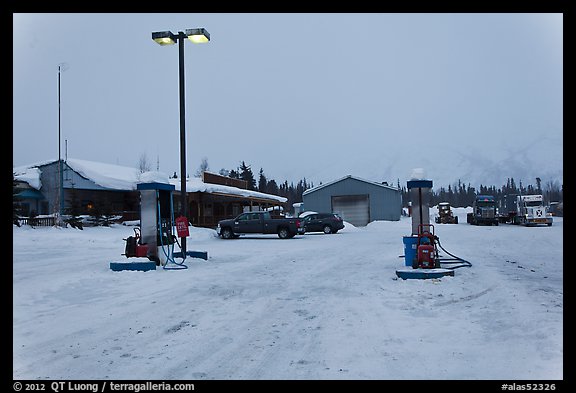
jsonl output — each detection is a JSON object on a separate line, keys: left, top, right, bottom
{"left": 301, "top": 212, "right": 345, "bottom": 234}
{"left": 497, "top": 194, "right": 518, "bottom": 224}
{"left": 216, "top": 211, "right": 305, "bottom": 239}
{"left": 467, "top": 195, "right": 499, "bottom": 226}
{"left": 434, "top": 202, "right": 458, "bottom": 224}
{"left": 298, "top": 211, "right": 318, "bottom": 218}
{"left": 512, "top": 195, "right": 553, "bottom": 226}
{"left": 548, "top": 201, "right": 563, "bottom": 217}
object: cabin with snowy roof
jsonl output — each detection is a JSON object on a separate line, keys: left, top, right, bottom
{"left": 13, "top": 159, "right": 287, "bottom": 227}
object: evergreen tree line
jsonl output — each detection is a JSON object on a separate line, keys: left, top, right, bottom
{"left": 203, "top": 158, "right": 563, "bottom": 211}
{"left": 220, "top": 161, "right": 314, "bottom": 210}
{"left": 401, "top": 177, "right": 563, "bottom": 208}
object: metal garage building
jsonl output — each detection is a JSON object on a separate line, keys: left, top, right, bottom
{"left": 301, "top": 175, "right": 401, "bottom": 226}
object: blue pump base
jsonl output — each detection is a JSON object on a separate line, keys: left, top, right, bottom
{"left": 396, "top": 267, "right": 454, "bottom": 280}
{"left": 110, "top": 261, "right": 157, "bottom": 272}
{"left": 173, "top": 250, "right": 208, "bottom": 260}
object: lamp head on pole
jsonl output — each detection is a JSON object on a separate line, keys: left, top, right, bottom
{"left": 152, "top": 31, "right": 177, "bottom": 46}
{"left": 185, "top": 28, "right": 210, "bottom": 44}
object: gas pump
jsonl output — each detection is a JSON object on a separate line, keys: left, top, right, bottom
{"left": 401, "top": 178, "right": 437, "bottom": 270}
{"left": 396, "top": 174, "right": 468, "bottom": 279}
{"left": 136, "top": 182, "right": 180, "bottom": 267}
{"left": 111, "top": 181, "right": 187, "bottom": 271}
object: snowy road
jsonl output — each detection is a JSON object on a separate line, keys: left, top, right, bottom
{"left": 13, "top": 211, "right": 563, "bottom": 380}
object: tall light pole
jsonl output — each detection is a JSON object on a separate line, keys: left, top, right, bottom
{"left": 152, "top": 28, "right": 210, "bottom": 254}
{"left": 57, "top": 63, "right": 68, "bottom": 226}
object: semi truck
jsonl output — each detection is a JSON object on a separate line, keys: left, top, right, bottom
{"left": 467, "top": 195, "right": 499, "bottom": 226}
{"left": 497, "top": 194, "right": 518, "bottom": 224}
{"left": 512, "top": 194, "right": 553, "bottom": 226}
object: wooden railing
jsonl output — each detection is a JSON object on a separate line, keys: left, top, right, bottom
{"left": 18, "top": 216, "right": 56, "bottom": 227}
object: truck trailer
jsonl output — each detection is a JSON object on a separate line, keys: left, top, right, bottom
{"left": 498, "top": 194, "right": 518, "bottom": 224}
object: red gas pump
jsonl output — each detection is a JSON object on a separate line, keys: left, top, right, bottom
{"left": 123, "top": 228, "right": 149, "bottom": 258}
{"left": 414, "top": 224, "right": 439, "bottom": 269}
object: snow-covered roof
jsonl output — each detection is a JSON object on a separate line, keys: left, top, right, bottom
{"left": 174, "top": 177, "right": 286, "bottom": 203}
{"left": 13, "top": 158, "right": 166, "bottom": 191}
{"left": 302, "top": 174, "right": 399, "bottom": 196}
{"left": 13, "top": 165, "right": 42, "bottom": 189}
{"left": 68, "top": 158, "right": 165, "bottom": 190}
{"left": 13, "top": 158, "right": 287, "bottom": 203}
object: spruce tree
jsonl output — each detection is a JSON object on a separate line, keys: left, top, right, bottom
{"left": 267, "top": 179, "right": 279, "bottom": 195}
{"left": 239, "top": 161, "right": 256, "bottom": 190}
{"left": 258, "top": 168, "right": 267, "bottom": 193}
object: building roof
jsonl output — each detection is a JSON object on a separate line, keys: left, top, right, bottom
{"left": 302, "top": 175, "right": 399, "bottom": 196}
{"left": 179, "top": 177, "right": 286, "bottom": 203}
{"left": 15, "top": 189, "right": 45, "bottom": 200}
{"left": 13, "top": 165, "right": 42, "bottom": 189}
{"left": 14, "top": 158, "right": 287, "bottom": 203}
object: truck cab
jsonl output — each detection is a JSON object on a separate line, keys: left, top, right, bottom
{"left": 514, "top": 195, "right": 553, "bottom": 226}
{"left": 467, "top": 195, "right": 499, "bottom": 226}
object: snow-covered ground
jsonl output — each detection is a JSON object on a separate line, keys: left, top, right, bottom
{"left": 13, "top": 208, "right": 563, "bottom": 380}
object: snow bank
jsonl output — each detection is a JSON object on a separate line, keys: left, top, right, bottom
{"left": 189, "top": 225, "right": 219, "bottom": 242}
{"left": 340, "top": 221, "right": 360, "bottom": 232}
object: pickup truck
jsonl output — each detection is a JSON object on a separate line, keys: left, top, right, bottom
{"left": 216, "top": 211, "right": 306, "bottom": 239}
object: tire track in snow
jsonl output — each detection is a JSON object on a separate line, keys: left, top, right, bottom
{"left": 433, "top": 285, "right": 496, "bottom": 306}
{"left": 159, "top": 234, "right": 366, "bottom": 379}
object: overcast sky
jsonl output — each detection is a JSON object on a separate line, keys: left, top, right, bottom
{"left": 13, "top": 13, "right": 563, "bottom": 189}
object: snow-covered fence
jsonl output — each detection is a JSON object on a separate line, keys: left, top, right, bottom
{"left": 19, "top": 216, "right": 55, "bottom": 227}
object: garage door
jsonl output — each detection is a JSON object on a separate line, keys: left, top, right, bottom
{"left": 331, "top": 195, "right": 370, "bottom": 226}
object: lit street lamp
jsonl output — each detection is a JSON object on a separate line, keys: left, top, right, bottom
{"left": 151, "top": 28, "right": 210, "bottom": 254}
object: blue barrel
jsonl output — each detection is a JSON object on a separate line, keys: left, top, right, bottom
{"left": 402, "top": 236, "right": 418, "bottom": 267}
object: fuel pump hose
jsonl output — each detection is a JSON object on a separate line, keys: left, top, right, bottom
{"left": 434, "top": 236, "right": 472, "bottom": 269}
{"left": 158, "top": 197, "right": 187, "bottom": 270}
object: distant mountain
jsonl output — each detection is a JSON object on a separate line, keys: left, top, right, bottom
{"left": 300, "top": 134, "right": 562, "bottom": 191}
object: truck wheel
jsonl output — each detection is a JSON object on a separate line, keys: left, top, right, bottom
{"left": 221, "top": 228, "right": 234, "bottom": 239}
{"left": 323, "top": 225, "right": 332, "bottom": 234}
{"left": 278, "top": 227, "right": 290, "bottom": 239}
{"left": 454, "top": 217, "right": 458, "bottom": 224}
